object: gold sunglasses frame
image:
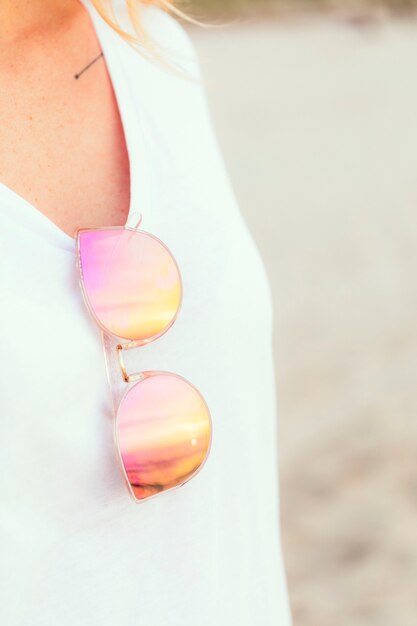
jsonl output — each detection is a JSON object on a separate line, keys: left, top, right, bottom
{"left": 74, "top": 216, "right": 212, "bottom": 504}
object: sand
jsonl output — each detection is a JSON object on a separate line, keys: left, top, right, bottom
{"left": 189, "top": 17, "right": 417, "bottom": 625}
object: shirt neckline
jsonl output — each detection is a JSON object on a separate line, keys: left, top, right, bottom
{"left": 0, "top": 0, "right": 152, "bottom": 252}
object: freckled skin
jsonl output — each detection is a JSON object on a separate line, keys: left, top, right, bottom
{"left": 0, "top": 0, "right": 131, "bottom": 238}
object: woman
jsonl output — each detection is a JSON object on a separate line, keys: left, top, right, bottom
{"left": 0, "top": 0, "right": 292, "bottom": 624}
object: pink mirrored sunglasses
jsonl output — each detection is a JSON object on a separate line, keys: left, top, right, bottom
{"left": 75, "top": 216, "right": 212, "bottom": 503}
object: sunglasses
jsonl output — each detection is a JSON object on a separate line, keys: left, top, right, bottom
{"left": 75, "top": 216, "right": 212, "bottom": 503}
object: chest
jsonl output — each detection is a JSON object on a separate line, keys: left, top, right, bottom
{"left": 0, "top": 23, "right": 130, "bottom": 238}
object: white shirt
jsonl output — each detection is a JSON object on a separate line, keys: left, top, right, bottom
{"left": 0, "top": 2, "right": 292, "bottom": 624}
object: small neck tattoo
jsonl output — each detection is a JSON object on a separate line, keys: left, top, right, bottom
{"left": 74, "top": 51, "right": 104, "bottom": 80}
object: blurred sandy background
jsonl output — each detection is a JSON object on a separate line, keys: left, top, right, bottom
{"left": 187, "top": 7, "right": 417, "bottom": 625}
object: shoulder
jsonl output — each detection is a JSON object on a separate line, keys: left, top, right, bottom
{"left": 108, "top": 3, "right": 210, "bottom": 136}
{"left": 141, "top": 6, "right": 197, "bottom": 56}
{"left": 108, "top": 2, "right": 234, "bottom": 202}
{"left": 111, "top": 2, "right": 201, "bottom": 79}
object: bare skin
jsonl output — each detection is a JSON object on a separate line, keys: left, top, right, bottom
{"left": 0, "top": 0, "right": 131, "bottom": 238}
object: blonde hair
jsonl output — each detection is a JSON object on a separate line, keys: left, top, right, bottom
{"left": 89, "top": 1, "right": 204, "bottom": 69}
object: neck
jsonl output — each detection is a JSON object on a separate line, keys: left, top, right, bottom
{"left": 0, "top": 0, "right": 81, "bottom": 41}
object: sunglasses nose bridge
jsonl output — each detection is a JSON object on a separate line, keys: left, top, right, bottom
{"left": 116, "top": 341, "right": 147, "bottom": 383}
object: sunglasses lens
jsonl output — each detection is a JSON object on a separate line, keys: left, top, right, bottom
{"left": 78, "top": 228, "right": 181, "bottom": 342}
{"left": 116, "top": 372, "right": 212, "bottom": 501}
